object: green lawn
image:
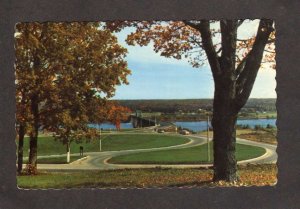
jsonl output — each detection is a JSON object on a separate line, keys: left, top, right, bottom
{"left": 23, "top": 155, "right": 86, "bottom": 164}
{"left": 108, "top": 142, "right": 266, "bottom": 164}
{"left": 20, "top": 134, "right": 189, "bottom": 156}
{"left": 17, "top": 165, "right": 277, "bottom": 188}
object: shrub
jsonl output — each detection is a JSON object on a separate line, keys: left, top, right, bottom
{"left": 254, "top": 125, "right": 263, "bottom": 130}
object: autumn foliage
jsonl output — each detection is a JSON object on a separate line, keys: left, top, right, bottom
{"left": 15, "top": 20, "right": 275, "bottom": 183}
{"left": 107, "top": 103, "right": 131, "bottom": 130}
{"left": 106, "top": 20, "right": 275, "bottom": 69}
{"left": 15, "top": 22, "right": 131, "bottom": 173}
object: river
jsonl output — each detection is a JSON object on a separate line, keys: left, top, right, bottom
{"left": 89, "top": 122, "right": 133, "bottom": 130}
{"left": 90, "top": 118, "right": 276, "bottom": 132}
{"left": 175, "top": 118, "right": 276, "bottom": 132}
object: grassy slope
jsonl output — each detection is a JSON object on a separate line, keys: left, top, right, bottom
{"left": 108, "top": 142, "right": 266, "bottom": 164}
{"left": 236, "top": 129, "right": 277, "bottom": 144}
{"left": 17, "top": 164, "right": 277, "bottom": 188}
{"left": 19, "top": 134, "right": 189, "bottom": 157}
{"left": 199, "top": 129, "right": 277, "bottom": 144}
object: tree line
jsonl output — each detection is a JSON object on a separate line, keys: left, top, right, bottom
{"left": 116, "top": 98, "right": 276, "bottom": 113}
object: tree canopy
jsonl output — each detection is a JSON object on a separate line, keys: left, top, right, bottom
{"left": 106, "top": 20, "right": 275, "bottom": 68}
{"left": 15, "top": 22, "right": 131, "bottom": 173}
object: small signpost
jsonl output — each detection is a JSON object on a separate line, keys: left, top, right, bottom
{"left": 80, "top": 146, "right": 83, "bottom": 156}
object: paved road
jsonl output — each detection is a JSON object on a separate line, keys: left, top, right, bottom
{"left": 236, "top": 137, "right": 277, "bottom": 164}
{"left": 32, "top": 133, "right": 277, "bottom": 171}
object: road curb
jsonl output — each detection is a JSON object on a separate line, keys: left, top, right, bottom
{"left": 70, "top": 156, "right": 88, "bottom": 165}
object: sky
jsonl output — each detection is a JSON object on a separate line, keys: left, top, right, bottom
{"left": 112, "top": 20, "right": 276, "bottom": 100}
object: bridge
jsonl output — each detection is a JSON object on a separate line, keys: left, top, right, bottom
{"left": 130, "top": 111, "right": 179, "bottom": 132}
{"left": 130, "top": 111, "right": 157, "bottom": 128}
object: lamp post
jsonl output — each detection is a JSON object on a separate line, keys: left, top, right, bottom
{"left": 98, "top": 124, "right": 102, "bottom": 152}
{"left": 66, "top": 141, "right": 70, "bottom": 163}
{"left": 207, "top": 114, "right": 210, "bottom": 162}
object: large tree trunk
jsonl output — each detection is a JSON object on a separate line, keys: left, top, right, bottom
{"left": 28, "top": 134, "right": 38, "bottom": 173}
{"left": 212, "top": 78, "right": 239, "bottom": 182}
{"left": 212, "top": 113, "right": 238, "bottom": 181}
{"left": 193, "top": 19, "right": 274, "bottom": 182}
{"left": 17, "top": 124, "right": 25, "bottom": 174}
{"left": 28, "top": 95, "right": 39, "bottom": 174}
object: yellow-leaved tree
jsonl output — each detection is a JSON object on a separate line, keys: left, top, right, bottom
{"left": 15, "top": 22, "right": 131, "bottom": 174}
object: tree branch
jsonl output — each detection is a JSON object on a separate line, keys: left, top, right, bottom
{"left": 235, "top": 56, "right": 247, "bottom": 77}
{"left": 182, "top": 20, "right": 201, "bottom": 31}
{"left": 237, "top": 39, "right": 249, "bottom": 42}
{"left": 216, "top": 47, "right": 222, "bottom": 54}
{"left": 236, "top": 55, "right": 242, "bottom": 63}
{"left": 220, "top": 20, "right": 238, "bottom": 74}
{"left": 234, "top": 19, "right": 274, "bottom": 112}
{"left": 264, "top": 49, "right": 275, "bottom": 53}
{"left": 267, "top": 39, "right": 275, "bottom": 44}
{"left": 196, "top": 20, "right": 222, "bottom": 78}
{"left": 189, "top": 35, "right": 203, "bottom": 48}
{"left": 183, "top": 20, "right": 222, "bottom": 78}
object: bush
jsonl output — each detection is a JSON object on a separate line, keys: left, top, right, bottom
{"left": 236, "top": 124, "right": 250, "bottom": 129}
{"left": 254, "top": 125, "right": 263, "bottom": 130}
{"left": 242, "top": 124, "right": 250, "bottom": 129}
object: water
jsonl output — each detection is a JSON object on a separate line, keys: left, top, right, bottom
{"left": 89, "top": 122, "right": 133, "bottom": 130}
{"left": 90, "top": 119, "right": 276, "bottom": 132}
{"left": 175, "top": 118, "right": 276, "bottom": 132}
{"left": 175, "top": 121, "right": 210, "bottom": 132}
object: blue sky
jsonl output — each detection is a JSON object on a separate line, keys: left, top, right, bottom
{"left": 112, "top": 21, "right": 276, "bottom": 100}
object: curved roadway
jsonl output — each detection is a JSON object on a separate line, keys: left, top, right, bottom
{"left": 34, "top": 133, "right": 277, "bottom": 171}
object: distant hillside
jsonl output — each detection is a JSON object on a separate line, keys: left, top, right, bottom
{"left": 114, "top": 98, "right": 276, "bottom": 113}
{"left": 242, "top": 98, "right": 276, "bottom": 112}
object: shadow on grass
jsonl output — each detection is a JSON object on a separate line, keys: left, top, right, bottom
{"left": 168, "top": 180, "right": 214, "bottom": 187}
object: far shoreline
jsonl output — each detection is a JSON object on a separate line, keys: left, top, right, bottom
{"left": 158, "top": 117, "right": 277, "bottom": 123}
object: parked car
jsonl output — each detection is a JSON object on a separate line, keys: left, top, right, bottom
{"left": 180, "top": 130, "right": 190, "bottom": 135}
